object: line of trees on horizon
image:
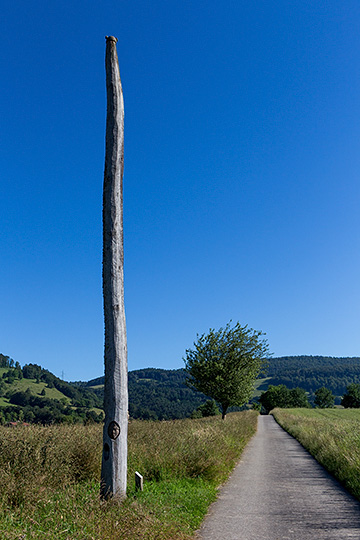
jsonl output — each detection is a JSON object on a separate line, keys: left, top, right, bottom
{"left": 257, "top": 383, "right": 360, "bottom": 414}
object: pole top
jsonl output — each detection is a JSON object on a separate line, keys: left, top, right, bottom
{"left": 105, "top": 36, "right": 118, "bottom": 44}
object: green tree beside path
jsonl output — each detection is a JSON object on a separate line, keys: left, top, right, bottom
{"left": 184, "top": 322, "right": 269, "bottom": 419}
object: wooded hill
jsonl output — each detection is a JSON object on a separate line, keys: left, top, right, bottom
{"left": 78, "top": 368, "right": 207, "bottom": 421}
{"left": 2, "top": 353, "right": 360, "bottom": 423}
{"left": 0, "top": 354, "right": 205, "bottom": 423}
{"left": 264, "top": 355, "right": 360, "bottom": 397}
{"left": 82, "top": 355, "right": 360, "bottom": 415}
{"left": 0, "top": 354, "right": 104, "bottom": 424}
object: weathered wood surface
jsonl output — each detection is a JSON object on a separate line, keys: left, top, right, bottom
{"left": 101, "top": 35, "right": 128, "bottom": 499}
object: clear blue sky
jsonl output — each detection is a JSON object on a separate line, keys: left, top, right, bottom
{"left": 2, "top": 1, "right": 360, "bottom": 381}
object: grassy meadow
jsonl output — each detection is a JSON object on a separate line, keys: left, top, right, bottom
{"left": 272, "top": 408, "right": 360, "bottom": 501}
{"left": 0, "top": 367, "right": 72, "bottom": 405}
{"left": 0, "top": 410, "right": 257, "bottom": 540}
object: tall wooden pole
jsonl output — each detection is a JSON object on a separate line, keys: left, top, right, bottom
{"left": 101, "top": 35, "right": 128, "bottom": 499}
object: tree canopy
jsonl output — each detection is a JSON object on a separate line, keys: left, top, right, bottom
{"left": 259, "top": 384, "right": 310, "bottom": 413}
{"left": 314, "top": 387, "right": 335, "bottom": 408}
{"left": 341, "top": 383, "right": 360, "bottom": 408}
{"left": 191, "top": 399, "right": 220, "bottom": 418}
{"left": 265, "top": 356, "right": 360, "bottom": 397}
{"left": 183, "top": 322, "right": 269, "bottom": 419}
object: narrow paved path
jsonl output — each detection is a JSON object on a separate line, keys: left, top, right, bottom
{"left": 197, "top": 415, "right": 360, "bottom": 539}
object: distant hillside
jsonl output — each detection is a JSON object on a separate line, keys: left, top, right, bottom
{"left": 80, "top": 368, "right": 207, "bottom": 421}
{"left": 82, "top": 355, "right": 360, "bottom": 418}
{"left": 0, "top": 354, "right": 103, "bottom": 425}
{"left": 83, "top": 356, "right": 360, "bottom": 412}
{"left": 2, "top": 354, "right": 360, "bottom": 423}
{"left": 0, "top": 353, "right": 208, "bottom": 423}
{"left": 264, "top": 355, "right": 360, "bottom": 396}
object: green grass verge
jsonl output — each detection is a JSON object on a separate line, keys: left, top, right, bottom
{"left": 0, "top": 478, "right": 217, "bottom": 540}
{"left": 0, "top": 411, "right": 258, "bottom": 539}
{"left": 272, "top": 408, "right": 360, "bottom": 501}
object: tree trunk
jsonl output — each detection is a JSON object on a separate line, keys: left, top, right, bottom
{"left": 101, "top": 35, "right": 128, "bottom": 499}
{"left": 221, "top": 404, "right": 228, "bottom": 420}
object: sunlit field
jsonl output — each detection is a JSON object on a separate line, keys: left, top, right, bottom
{"left": 272, "top": 408, "right": 360, "bottom": 501}
{"left": 0, "top": 411, "right": 257, "bottom": 539}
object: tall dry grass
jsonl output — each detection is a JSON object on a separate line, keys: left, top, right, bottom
{"left": 0, "top": 424, "right": 101, "bottom": 509}
{"left": 0, "top": 411, "right": 257, "bottom": 540}
{"left": 128, "top": 411, "right": 256, "bottom": 483}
